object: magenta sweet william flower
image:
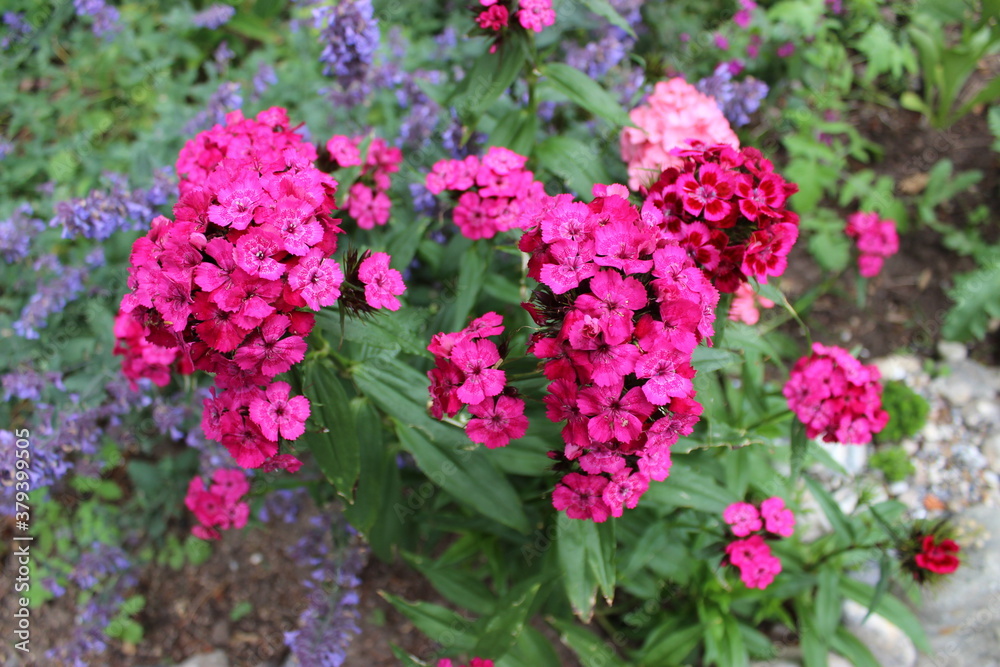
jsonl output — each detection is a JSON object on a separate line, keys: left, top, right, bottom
{"left": 116, "top": 108, "right": 402, "bottom": 473}
{"left": 427, "top": 313, "right": 531, "bottom": 450}
{"left": 845, "top": 211, "right": 898, "bottom": 278}
{"left": 725, "top": 534, "right": 782, "bottom": 589}
{"left": 288, "top": 249, "right": 344, "bottom": 310}
{"left": 783, "top": 342, "right": 889, "bottom": 444}
{"left": 602, "top": 469, "right": 650, "bottom": 518}
{"left": 184, "top": 469, "right": 251, "bottom": 540}
{"left": 425, "top": 147, "right": 547, "bottom": 240}
{"left": 517, "top": 0, "right": 555, "bottom": 32}
{"left": 465, "top": 395, "right": 529, "bottom": 448}
{"left": 476, "top": 4, "right": 508, "bottom": 30}
{"left": 358, "top": 251, "right": 406, "bottom": 311}
{"left": 760, "top": 496, "right": 795, "bottom": 537}
{"left": 451, "top": 338, "right": 506, "bottom": 405}
{"left": 552, "top": 472, "right": 612, "bottom": 522}
{"left": 250, "top": 381, "right": 311, "bottom": 441}
{"left": 723, "top": 501, "right": 763, "bottom": 537}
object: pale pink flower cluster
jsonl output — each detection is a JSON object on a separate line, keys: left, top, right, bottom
{"left": 621, "top": 78, "right": 740, "bottom": 191}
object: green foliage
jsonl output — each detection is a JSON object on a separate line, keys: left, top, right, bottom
{"left": 877, "top": 381, "right": 931, "bottom": 444}
{"left": 869, "top": 446, "right": 917, "bottom": 483}
{"left": 901, "top": 0, "right": 1000, "bottom": 128}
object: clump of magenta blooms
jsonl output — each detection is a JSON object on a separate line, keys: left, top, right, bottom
{"left": 0, "top": 0, "right": 969, "bottom": 664}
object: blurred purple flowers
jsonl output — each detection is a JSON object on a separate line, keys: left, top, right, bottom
{"left": 696, "top": 63, "right": 769, "bottom": 128}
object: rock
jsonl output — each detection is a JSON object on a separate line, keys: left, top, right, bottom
{"left": 916, "top": 505, "right": 1000, "bottom": 667}
{"left": 983, "top": 434, "right": 1000, "bottom": 469}
{"left": 889, "top": 481, "right": 909, "bottom": 496}
{"left": 842, "top": 599, "right": 917, "bottom": 667}
{"left": 179, "top": 652, "right": 229, "bottom": 667}
{"left": 819, "top": 441, "right": 868, "bottom": 476}
{"left": 875, "top": 355, "right": 923, "bottom": 381}
{"left": 827, "top": 654, "right": 853, "bottom": 667}
{"left": 951, "top": 444, "right": 988, "bottom": 471}
{"left": 937, "top": 341, "right": 967, "bottom": 363}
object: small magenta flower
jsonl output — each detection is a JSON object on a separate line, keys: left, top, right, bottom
{"left": 760, "top": 496, "right": 796, "bottom": 537}
{"left": 465, "top": 395, "right": 529, "bottom": 449}
{"left": 723, "top": 501, "right": 763, "bottom": 537}
{"left": 358, "top": 251, "right": 406, "bottom": 311}
{"left": 250, "top": 381, "right": 311, "bottom": 442}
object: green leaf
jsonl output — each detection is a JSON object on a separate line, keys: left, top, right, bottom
{"left": 547, "top": 617, "right": 629, "bottom": 667}
{"left": 489, "top": 108, "right": 539, "bottom": 158}
{"left": 342, "top": 401, "right": 388, "bottom": 534}
{"left": 575, "top": 0, "right": 636, "bottom": 37}
{"left": 353, "top": 359, "right": 530, "bottom": 533}
{"left": 225, "top": 13, "right": 281, "bottom": 44}
{"left": 863, "top": 552, "right": 894, "bottom": 623}
{"left": 302, "top": 362, "right": 360, "bottom": 502}
{"left": 381, "top": 593, "right": 477, "bottom": 652}
{"left": 794, "top": 598, "right": 828, "bottom": 667}
{"left": 449, "top": 242, "right": 490, "bottom": 333}
{"left": 473, "top": 578, "right": 543, "bottom": 659}
{"left": 815, "top": 568, "right": 842, "bottom": 636}
{"left": 790, "top": 419, "right": 808, "bottom": 483}
{"left": 720, "top": 615, "right": 748, "bottom": 667}
{"left": 637, "top": 618, "right": 703, "bottom": 666}
{"left": 403, "top": 551, "right": 496, "bottom": 616}
{"left": 535, "top": 135, "right": 611, "bottom": 198}
{"left": 807, "top": 229, "right": 850, "bottom": 272}
{"left": 390, "top": 646, "right": 428, "bottom": 667}
{"left": 691, "top": 347, "right": 741, "bottom": 372}
{"left": 803, "top": 476, "right": 855, "bottom": 544}
{"left": 558, "top": 519, "right": 599, "bottom": 622}
{"left": 839, "top": 576, "right": 932, "bottom": 653}
{"left": 394, "top": 424, "right": 531, "bottom": 534}
{"left": 540, "top": 63, "right": 633, "bottom": 127}
{"left": 452, "top": 35, "right": 528, "bottom": 124}
{"left": 498, "top": 626, "right": 562, "bottom": 667}
{"left": 831, "top": 627, "right": 881, "bottom": 667}
{"left": 942, "top": 261, "right": 1000, "bottom": 341}
{"left": 641, "top": 462, "right": 738, "bottom": 514}
{"left": 593, "top": 519, "right": 616, "bottom": 604}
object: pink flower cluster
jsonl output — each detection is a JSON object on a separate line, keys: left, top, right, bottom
{"left": 723, "top": 497, "right": 794, "bottom": 589}
{"left": 727, "top": 282, "right": 774, "bottom": 325}
{"left": 845, "top": 211, "right": 899, "bottom": 278}
{"left": 437, "top": 659, "right": 493, "bottom": 667}
{"left": 115, "top": 108, "right": 405, "bottom": 471}
{"left": 783, "top": 342, "right": 890, "bottom": 445}
{"left": 518, "top": 184, "right": 720, "bottom": 522}
{"left": 426, "top": 146, "right": 546, "bottom": 240}
{"left": 184, "top": 468, "right": 251, "bottom": 540}
{"left": 428, "top": 313, "right": 529, "bottom": 449}
{"left": 474, "top": 0, "right": 555, "bottom": 34}
{"left": 113, "top": 310, "right": 188, "bottom": 389}
{"left": 621, "top": 78, "right": 740, "bottom": 191}
{"left": 643, "top": 143, "right": 800, "bottom": 292}
{"left": 326, "top": 135, "right": 403, "bottom": 230}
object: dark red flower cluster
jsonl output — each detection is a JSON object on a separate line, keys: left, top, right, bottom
{"left": 113, "top": 309, "right": 185, "bottom": 390}
{"left": 184, "top": 468, "right": 250, "bottom": 540}
{"left": 783, "top": 342, "right": 889, "bottom": 445}
{"left": 325, "top": 134, "right": 402, "bottom": 230}
{"left": 518, "top": 183, "right": 719, "bottom": 522}
{"left": 643, "top": 143, "right": 799, "bottom": 293}
{"left": 915, "top": 535, "right": 960, "bottom": 574}
{"left": 425, "top": 146, "right": 547, "bottom": 240}
{"left": 115, "top": 108, "right": 405, "bottom": 471}
{"left": 427, "top": 313, "right": 529, "bottom": 449}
